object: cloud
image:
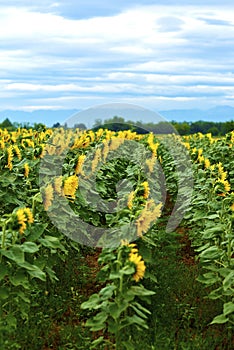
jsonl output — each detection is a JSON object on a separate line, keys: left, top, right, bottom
{"left": 0, "top": 3, "right": 234, "bottom": 113}
{"left": 157, "top": 16, "right": 184, "bottom": 32}
{"left": 198, "top": 17, "right": 232, "bottom": 26}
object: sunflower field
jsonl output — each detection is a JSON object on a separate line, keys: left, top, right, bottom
{"left": 0, "top": 126, "right": 233, "bottom": 349}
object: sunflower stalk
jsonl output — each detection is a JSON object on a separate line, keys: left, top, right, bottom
{"left": 81, "top": 242, "right": 156, "bottom": 349}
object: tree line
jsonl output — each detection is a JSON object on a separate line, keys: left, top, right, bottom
{"left": 0, "top": 116, "right": 233, "bottom": 135}
{"left": 92, "top": 116, "right": 234, "bottom": 135}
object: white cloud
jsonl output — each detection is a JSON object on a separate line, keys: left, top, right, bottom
{"left": 0, "top": 4, "right": 233, "bottom": 112}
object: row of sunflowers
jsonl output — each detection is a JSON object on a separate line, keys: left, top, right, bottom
{"left": 0, "top": 126, "right": 233, "bottom": 348}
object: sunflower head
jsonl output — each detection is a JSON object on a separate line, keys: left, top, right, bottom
{"left": 43, "top": 183, "right": 54, "bottom": 210}
{"left": 129, "top": 250, "right": 146, "bottom": 282}
{"left": 63, "top": 175, "right": 79, "bottom": 199}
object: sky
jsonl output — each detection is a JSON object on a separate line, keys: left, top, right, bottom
{"left": 0, "top": 0, "right": 234, "bottom": 123}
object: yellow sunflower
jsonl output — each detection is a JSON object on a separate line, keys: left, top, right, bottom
{"left": 53, "top": 176, "right": 63, "bottom": 195}
{"left": 24, "top": 208, "right": 34, "bottom": 224}
{"left": 7, "top": 145, "right": 14, "bottom": 170}
{"left": 63, "top": 175, "right": 79, "bottom": 199}
{"left": 142, "top": 181, "right": 150, "bottom": 199}
{"left": 43, "top": 183, "right": 54, "bottom": 210}
{"left": 129, "top": 251, "right": 146, "bottom": 282}
{"left": 216, "top": 179, "right": 231, "bottom": 194}
{"left": 127, "top": 191, "right": 135, "bottom": 210}
{"left": 75, "top": 154, "right": 86, "bottom": 175}
{"left": 16, "top": 208, "right": 27, "bottom": 234}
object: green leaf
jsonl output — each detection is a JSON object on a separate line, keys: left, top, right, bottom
{"left": 39, "top": 235, "right": 64, "bottom": 250}
{"left": 17, "top": 291, "right": 30, "bottom": 303}
{"left": 223, "top": 302, "right": 234, "bottom": 316}
{"left": 195, "top": 242, "right": 210, "bottom": 252}
{"left": 132, "top": 301, "right": 151, "bottom": 315}
{"left": 121, "top": 265, "right": 135, "bottom": 275}
{"left": 45, "top": 266, "right": 58, "bottom": 282}
{"left": 1, "top": 246, "right": 25, "bottom": 264}
{"left": 18, "top": 262, "right": 46, "bottom": 281}
{"left": 27, "top": 223, "right": 47, "bottom": 241}
{"left": 218, "top": 267, "right": 233, "bottom": 278}
{"left": 199, "top": 246, "right": 221, "bottom": 260}
{"left": 92, "top": 311, "right": 108, "bottom": 324}
{"left": 21, "top": 242, "right": 39, "bottom": 253}
{"left": 197, "top": 272, "right": 220, "bottom": 286}
{"left": 130, "top": 304, "right": 148, "bottom": 319}
{"left": 223, "top": 271, "right": 234, "bottom": 291}
{"left": 109, "top": 271, "right": 121, "bottom": 279}
{"left": 99, "top": 285, "right": 116, "bottom": 300}
{"left": 208, "top": 287, "right": 223, "bottom": 300}
{"left": 81, "top": 294, "right": 100, "bottom": 310}
{"left": 121, "top": 314, "right": 148, "bottom": 329}
{"left": 109, "top": 300, "right": 129, "bottom": 319}
{"left": 9, "top": 270, "right": 30, "bottom": 289}
{"left": 0, "top": 264, "right": 8, "bottom": 280}
{"left": 206, "top": 214, "right": 219, "bottom": 220}
{"left": 85, "top": 318, "right": 106, "bottom": 332}
{"left": 127, "top": 286, "right": 156, "bottom": 297}
{"left": 90, "top": 337, "right": 105, "bottom": 349}
{"left": 210, "top": 314, "right": 228, "bottom": 324}
{"left": 202, "top": 226, "right": 223, "bottom": 239}
{"left": 0, "top": 286, "right": 9, "bottom": 300}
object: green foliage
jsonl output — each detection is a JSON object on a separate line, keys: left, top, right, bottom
{"left": 0, "top": 125, "right": 233, "bottom": 348}
{"left": 81, "top": 244, "right": 155, "bottom": 349}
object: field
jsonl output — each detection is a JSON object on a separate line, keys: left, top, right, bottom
{"left": 0, "top": 126, "right": 233, "bottom": 349}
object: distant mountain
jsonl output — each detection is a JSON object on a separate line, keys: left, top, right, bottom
{"left": 0, "top": 105, "right": 233, "bottom": 127}
{"left": 66, "top": 103, "right": 166, "bottom": 127}
{"left": 160, "top": 105, "right": 234, "bottom": 122}
{"left": 0, "top": 109, "right": 79, "bottom": 127}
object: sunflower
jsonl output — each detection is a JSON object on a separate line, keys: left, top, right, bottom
{"left": 136, "top": 200, "right": 162, "bottom": 237}
{"left": 75, "top": 154, "right": 86, "bottom": 175}
{"left": 102, "top": 139, "right": 110, "bottom": 162}
{"left": 147, "top": 133, "right": 159, "bottom": 157}
{"left": 43, "top": 184, "right": 54, "bottom": 210}
{"left": 216, "top": 179, "right": 231, "bottom": 194}
{"left": 16, "top": 207, "right": 34, "bottom": 234}
{"left": 142, "top": 181, "right": 150, "bottom": 199}
{"left": 16, "top": 208, "right": 27, "bottom": 234}
{"left": 129, "top": 250, "right": 146, "bottom": 282}
{"left": 63, "top": 175, "right": 79, "bottom": 199}
{"left": 183, "top": 142, "right": 190, "bottom": 150}
{"left": 204, "top": 158, "right": 211, "bottom": 169}
{"left": 91, "top": 148, "right": 102, "bottom": 173}
{"left": 145, "top": 155, "right": 156, "bottom": 173}
{"left": 217, "top": 162, "right": 227, "bottom": 181}
{"left": 109, "top": 136, "right": 124, "bottom": 151}
{"left": 0, "top": 140, "right": 5, "bottom": 149}
{"left": 13, "top": 145, "right": 22, "bottom": 160}
{"left": 7, "top": 145, "right": 13, "bottom": 170}
{"left": 23, "top": 207, "right": 34, "bottom": 224}
{"left": 53, "top": 176, "right": 63, "bottom": 195}
{"left": 127, "top": 191, "right": 135, "bottom": 210}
